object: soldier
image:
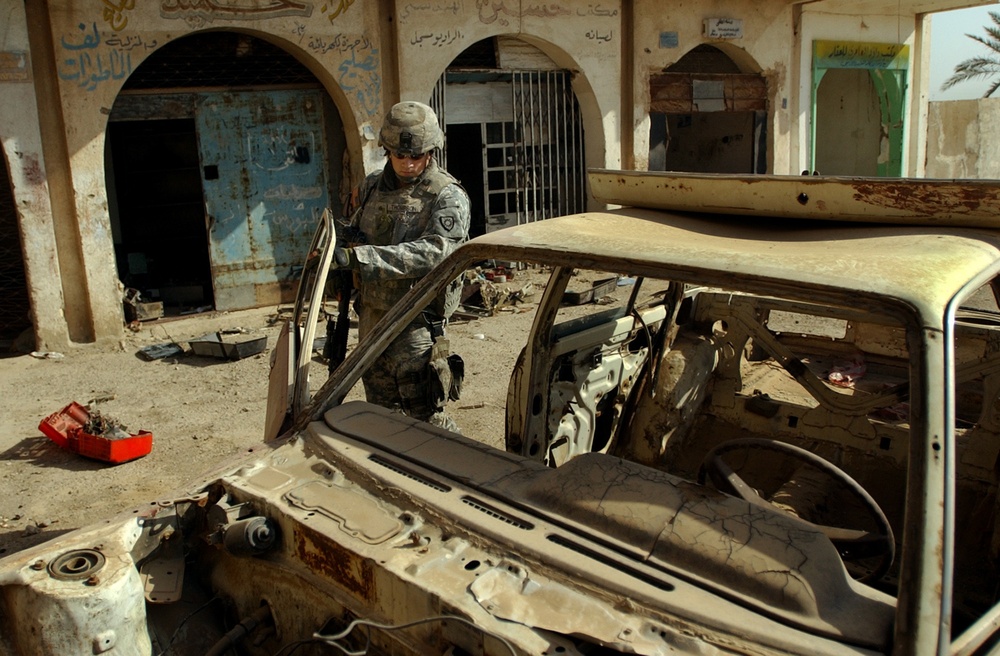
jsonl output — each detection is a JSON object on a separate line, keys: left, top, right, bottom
{"left": 334, "top": 101, "right": 470, "bottom": 431}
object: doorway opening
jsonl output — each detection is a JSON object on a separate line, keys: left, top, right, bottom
{"left": 108, "top": 119, "right": 213, "bottom": 310}
{"left": 810, "top": 40, "right": 908, "bottom": 177}
{"left": 0, "top": 152, "right": 30, "bottom": 349}
{"left": 107, "top": 32, "right": 344, "bottom": 314}
{"left": 649, "top": 45, "right": 768, "bottom": 173}
{"left": 432, "top": 37, "right": 587, "bottom": 237}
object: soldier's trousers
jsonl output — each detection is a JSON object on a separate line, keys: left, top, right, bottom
{"left": 358, "top": 311, "right": 459, "bottom": 432}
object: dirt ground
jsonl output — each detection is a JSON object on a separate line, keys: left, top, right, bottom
{"left": 0, "top": 270, "right": 555, "bottom": 560}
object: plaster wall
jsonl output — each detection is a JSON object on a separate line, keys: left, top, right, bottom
{"left": 0, "top": 0, "right": 68, "bottom": 349}
{"left": 925, "top": 99, "right": 1000, "bottom": 179}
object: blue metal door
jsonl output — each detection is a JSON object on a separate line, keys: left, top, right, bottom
{"left": 196, "top": 89, "right": 330, "bottom": 310}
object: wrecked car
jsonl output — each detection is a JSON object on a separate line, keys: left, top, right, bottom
{"left": 3, "top": 170, "right": 1000, "bottom": 655}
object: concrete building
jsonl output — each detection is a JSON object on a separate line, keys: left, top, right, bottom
{"left": 0, "top": 0, "right": 992, "bottom": 351}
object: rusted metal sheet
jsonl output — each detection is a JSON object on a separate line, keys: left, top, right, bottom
{"left": 649, "top": 73, "right": 767, "bottom": 113}
{"left": 294, "top": 524, "right": 378, "bottom": 603}
{"left": 589, "top": 169, "right": 1000, "bottom": 227}
{"left": 197, "top": 89, "right": 330, "bottom": 311}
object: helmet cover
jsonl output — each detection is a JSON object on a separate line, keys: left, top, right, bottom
{"left": 379, "top": 101, "right": 444, "bottom": 155}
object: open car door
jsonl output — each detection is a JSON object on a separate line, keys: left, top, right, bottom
{"left": 263, "top": 210, "right": 336, "bottom": 440}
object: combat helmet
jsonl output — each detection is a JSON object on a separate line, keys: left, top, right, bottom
{"left": 379, "top": 101, "right": 444, "bottom": 156}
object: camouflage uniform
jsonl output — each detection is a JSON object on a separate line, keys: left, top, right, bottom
{"left": 348, "top": 158, "right": 470, "bottom": 429}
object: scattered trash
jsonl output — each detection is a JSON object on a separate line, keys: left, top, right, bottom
{"left": 468, "top": 280, "right": 535, "bottom": 315}
{"left": 189, "top": 331, "right": 267, "bottom": 360}
{"left": 180, "top": 305, "right": 214, "bottom": 315}
{"left": 38, "top": 402, "right": 153, "bottom": 464}
{"left": 29, "top": 351, "right": 64, "bottom": 360}
{"left": 828, "top": 355, "right": 867, "bottom": 388}
{"left": 138, "top": 342, "right": 184, "bottom": 361}
{"left": 562, "top": 276, "right": 619, "bottom": 305}
{"left": 123, "top": 287, "right": 164, "bottom": 322}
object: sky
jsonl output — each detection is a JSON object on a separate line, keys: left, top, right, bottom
{"left": 929, "top": 4, "right": 999, "bottom": 100}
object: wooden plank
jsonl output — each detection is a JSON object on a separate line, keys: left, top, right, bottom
{"left": 650, "top": 73, "right": 766, "bottom": 114}
{"left": 588, "top": 169, "right": 1000, "bottom": 227}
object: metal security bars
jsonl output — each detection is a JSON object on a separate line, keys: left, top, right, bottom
{"left": 429, "top": 77, "right": 447, "bottom": 169}
{"left": 512, "top": 70, "right": 585, "bottom": 225}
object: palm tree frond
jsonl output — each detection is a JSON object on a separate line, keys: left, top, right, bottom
{"left": 944, "top": 13, "right": 1000, "bottom": 95}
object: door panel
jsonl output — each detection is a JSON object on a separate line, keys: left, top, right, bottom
{"left": 197, "top": 89, "right": 330, "bottom": 310}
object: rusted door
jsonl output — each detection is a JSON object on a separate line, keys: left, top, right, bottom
{"left": 196, "top": 89, "right": 330, "bottom": 311}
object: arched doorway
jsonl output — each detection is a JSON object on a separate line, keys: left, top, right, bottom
{"left": 810, "top": 41, "right": 908, "bottom": 177}
{"left": 648, "top": 45, "right": 768, "bottom": 173}
{"left": 106, "top": 32, "right": 345, "bottom": 313}
{"left": 431, "top": 36, "right": 587, "bottom": 237}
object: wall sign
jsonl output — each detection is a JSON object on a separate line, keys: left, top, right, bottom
{"left": 0, "top": 51, "right": 30, "bottom": 82}
{"left": 704, "top": 18, "right": 742, "bottom": 39}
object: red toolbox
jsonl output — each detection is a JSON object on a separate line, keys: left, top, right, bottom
{"left": 39, "top": 402, "right": 153, "bottom": 464}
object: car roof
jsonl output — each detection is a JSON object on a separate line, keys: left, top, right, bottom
{"left": 464, "top": 208, "right": 1000, "bottom": 325}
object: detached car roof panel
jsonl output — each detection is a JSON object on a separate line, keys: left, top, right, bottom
{"left": 467, "top": 208, "right": 1000, "bottom": 320}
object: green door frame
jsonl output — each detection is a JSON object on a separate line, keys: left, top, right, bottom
{"left": 811, "top": 40, "right": 909, "bottom": 176}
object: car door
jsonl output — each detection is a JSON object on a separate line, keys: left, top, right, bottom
{"left": 505, "top": 267, "right": 676, "bottom": 466}
{"left": 264, "top": 210, "right": 336, "bottom": 440}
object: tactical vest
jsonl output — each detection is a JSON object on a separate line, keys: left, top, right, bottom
{"left": 354, "top": 162, "right": 464, "bottom": 318}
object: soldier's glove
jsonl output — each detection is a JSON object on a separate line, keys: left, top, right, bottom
{"left": 334, "top": 245, "right": 354, "bottom": 269}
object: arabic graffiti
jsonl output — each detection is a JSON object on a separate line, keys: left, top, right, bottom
{"left": 320, "top": 0, "right": 355, "bottom": 23}
{"left": 400, "top": 1, "right": 462, "bottom": 22}
{"left": 476, "top": 0, "right": 571, "bottom": 25}
{"left": 813, "top": 40, "right": 909, "bottom": 71}
{"left": 61, "top": 22, "right": 102, "bottom": 51}
{"left": 263, "top": 183, "right": 324, "bottom": 200}
{"left": 102, "top": 0, "right": 136, "bottom": 31}
{"left": 298, "top": 28, "right": 381, "bottom": 115}
{"left": 249, "top": 129, "right": 305, "bottom": 172}
{"left": 269, "top": 207, "right": 322, "bottom": 235}
{"left": 105, "top": 34, "right": 160, "bottom": 51}
{"left": 57, "top": 23, "right": 143, "bottom": 91}
{"left": 304, "top": 32, "right": 375, "bottom": 56}
{"left": 585, "top": 29, "right": 613, "bottom": 42}
{"left": 338, "top": 49, "right": 382, "bottom": 116}
{"left": 410, "top": 30, "right": 463, "bottom": 47}
{"left": 160, "top": 0, "right": 312, "bottom": 25}
{"left": 576, "top": 4, "right": 618, "bottom": 16}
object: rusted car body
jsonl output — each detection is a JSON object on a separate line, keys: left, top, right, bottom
{"left": 2, "top": 172, "right": 1000, "bottom": 656}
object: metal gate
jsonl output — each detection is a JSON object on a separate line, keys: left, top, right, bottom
{"left": 432, "top": 69, "right": 585, "bottom": 233}
{"left": 511, "top": 70, "right": 585, "bottom": 224}
{"left": 196, "top": 89, "right": 330, "bottom": 311}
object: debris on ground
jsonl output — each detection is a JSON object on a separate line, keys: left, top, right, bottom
{"left": 138, "top": 342, "right": 184, "bottom": 361}
{"left": 29, "top": 351, "right": 64, "bottom": 360}
{"left": 38, "top": 402, "right": 153, "bottom": 464}
{"left": 458, "top": 267, "right": 537, "bottom": 316}
{"left": 123, "top": 287, "right": 164, "bottom": 323}
{"left": 189, "top": 330, "right": 267, "bottom": 360}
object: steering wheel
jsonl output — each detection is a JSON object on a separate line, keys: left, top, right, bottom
{"left": 697, "top": 438, "right": 895, "bottom": 584}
